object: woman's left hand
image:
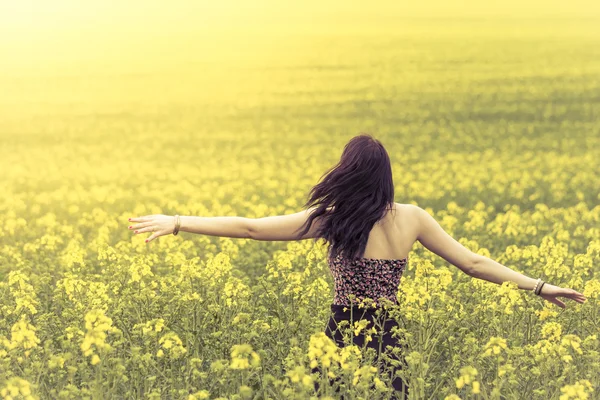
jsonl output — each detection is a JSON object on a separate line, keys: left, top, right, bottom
{"left": 128, "top": 214, "right": 176, "bottom": 243}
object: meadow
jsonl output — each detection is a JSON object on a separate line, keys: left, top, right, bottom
{"left": 0, "top": 17, "right": 599, "bottom": 400}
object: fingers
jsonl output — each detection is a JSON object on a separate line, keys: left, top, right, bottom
{"left": 562, "top": 289, "right": 587, "bottom": 304}
{"left": 129, "top": 216, "right": 153, "bottom": 222}
{"left": 133, "top": 226, "right": 156, "bottom": 234}
{"left": 146, "top": 232, "right": 162, "bottom": 243}
{"left": 546, "top": 296, "right": 566, "bottom": 309}
{"left": 543, "top": 288, "right": 588, "bottom": 309}
{"left": 127, "top": 216, "right": 164, "bottom": 244}
{"left": 571, "top": 293, "right": 587, "bottom": 304}
{"left": 129, "top": 222, "right": 153, "bottom": 231}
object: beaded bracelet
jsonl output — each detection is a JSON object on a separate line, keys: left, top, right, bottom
{"left": 533, "top": 278, "right": 545, "bottom": 295}
{"left": 537, "top": 281, "right": 545, "bottom": 295}
{"left": 173, "top": 215, "right": 181, "bottom": 236}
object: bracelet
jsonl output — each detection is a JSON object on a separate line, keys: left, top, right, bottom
{"left": 533, "top": 278, "right": 542, "bottom": 294}
{"left": 533, "top": 278, "right": 545, "bottom": 295}
{"left": 173, "top": 215, "right": 181, "bottom": 236}
{"left": 537, "top": 281, "right": 546, "bottom": 295}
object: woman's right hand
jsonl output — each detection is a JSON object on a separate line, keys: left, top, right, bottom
{"left": 538, "top": 283, "right": 587, "bottom": 308}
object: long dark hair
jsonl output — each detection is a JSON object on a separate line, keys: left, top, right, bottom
{"left": 294, "top": 133, "right": 396, "bottom": 260}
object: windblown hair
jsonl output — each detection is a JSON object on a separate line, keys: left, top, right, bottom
{"left": 294, "top": 133, "right": 396, "bottom": 261}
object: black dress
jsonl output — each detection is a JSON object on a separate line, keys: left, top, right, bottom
{"left": 310, "top": 303, "right": 410, "bottom": 399}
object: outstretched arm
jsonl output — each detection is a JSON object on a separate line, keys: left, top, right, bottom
{"left": 128, "top": 207, "right": 323, "bottom": 243}
{"left": 128, "top": 214, "right": 252, "bottom": 242}
{"left": 247, "top": 207, "right": 323, "bottom": 241}
{"left": 411, "top": 204, "right": 587, "bottom": 308}
{"left": 181, "top": 215, "right": 253, "bottom": 239}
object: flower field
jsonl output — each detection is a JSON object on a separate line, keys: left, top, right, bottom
{"left": 1, "top": 16, "right": 599, "bottom": 400}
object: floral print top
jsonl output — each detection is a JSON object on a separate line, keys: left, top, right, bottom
{"left": 328, "top": 250, "right": 408, "bottom": 307}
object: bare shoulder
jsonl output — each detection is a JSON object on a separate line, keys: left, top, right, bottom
{"left": 394, "top": 202, "right": 480, "bottom": 273}
{"left": 393, "top": 202, "right": 420, "bottom": 217}
{"left": 392, "top": 202, "right": 421, "bottom": 230}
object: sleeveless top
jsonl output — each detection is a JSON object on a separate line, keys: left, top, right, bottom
{"left": 328, "top": 249, "right": 408, "bottom": 308}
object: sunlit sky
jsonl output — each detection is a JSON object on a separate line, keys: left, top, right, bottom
{"left": 2, "top": 0, "right": 599, "bottom": 37}
{"left": 1, "top": 1, "right": 599, "bottom": 75}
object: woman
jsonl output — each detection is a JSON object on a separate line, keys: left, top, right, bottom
{"left": 127, "top": 134, "right": 587, "bottom": 399}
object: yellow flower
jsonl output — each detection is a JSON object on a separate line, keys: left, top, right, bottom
{"left": 483, "top": 337, "right": 508, "bottom": 357}
{"left": 238, "top": 385, "right": 252, "bottom": 399}
{"left": 301, "top": 375, "right": 313, "bottom": 388}
{"left": 444, "top": 395, "right": 462, "bottom": 400}
{"left": 136, "top": 319, "right": 165, "bottom": 336}
{"left": 356, "top": 366, "right": 377, "bottom": 386}
{"left": 339, "top": 345, "right": 362, "bottom": 370}
{"left": 232, "top": 313, "right": 251, "bottom": 325}
{"left": 6, "top": 316, "right": 40, "bottom": 351}
{"left": 210, "top": 360, "right": 228, "bottom": 373}
{"left": 158, "top": 332, "right": 187, "bottom": 359}
{"left": 373, "top": 377, "right": 387, "bottom": 391}
{"left": 188, "top": 390, "right": 210, "bottom": 400}
{"left": 559, "top": 379, "right": 594, "bottom": 400}
{"left": 223, "top": 277, "right": 251, "bottom": 307}
{"left": 286, "top": 365, "right": 305, "bottom": 383}
{"left": 353, "top": 319, "right": 370, "bottom": 336}
{"left": 496, "top": 281, "right": 523, "bottom": 314}
{"left": 7, "top": 271, "right": 39, "bottom": 315}
{"left": 307, "top": 332, "right": 340, "bottom": 369}
{"left": 0, "top": 377, "right": 35, "bottom": 400}
{"left": 229, "top": 344, "right": 260, "bottom": 370}
{"left": 498, "top": 363, "right": 515, "bottom": 377}
{"left": 561, "top": 334, "right": 583, "bottom": 355}
{"left": 583, "top": 279, "right": 600, "bottom": 299}
{"left": 80, "top": 309, "right": 120, "bottom": 361}
{"left": 48, "top": 355, "right": 66, "bottom": 369}
{"left": 541, "top": 322, "right": 562, "bottom": 341}
{"left": 456, "top": 366, "right": 478, "bottom": 389}
{"left": 230, "top": 357, "right": 250, "bottom": 369}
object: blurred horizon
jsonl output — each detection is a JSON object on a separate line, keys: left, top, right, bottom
{"left": 1, "top": 1, "right": 600, "bottom": 77}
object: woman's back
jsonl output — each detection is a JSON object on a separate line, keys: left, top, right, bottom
{"left": 327, "top": 202, "right": 417, "bottom": 308}
{"left": 356, "top": 202, "right": 416, "bottom": 261}
{"left": 316, "top": 203, "right": 413, "bottom": 397}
